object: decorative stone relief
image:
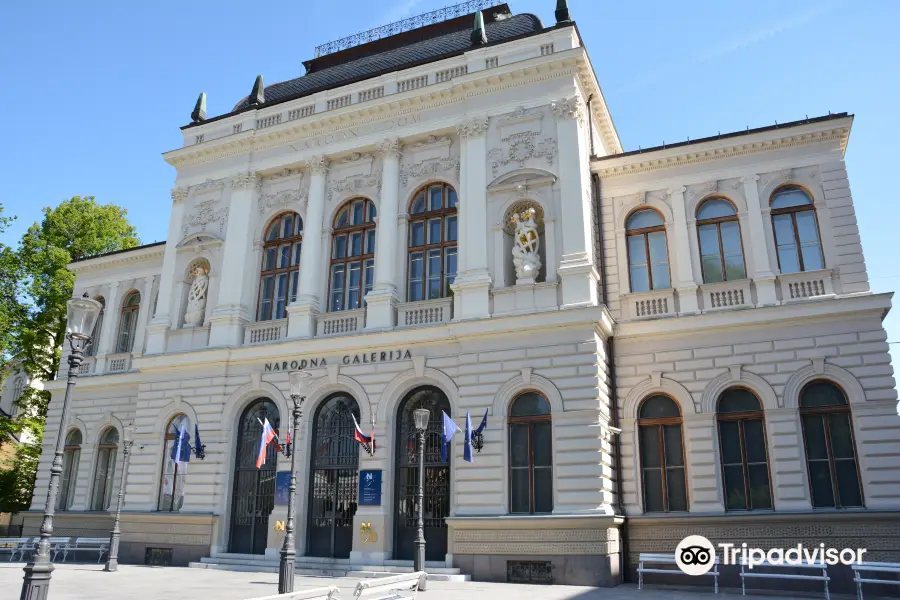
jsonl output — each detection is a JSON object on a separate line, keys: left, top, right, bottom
{"left": 258, "top": 187, "right": 308, "bottom": 215}
{"left": 182, "top": 199, "right": 229, "bottom": 239}
{"left": 183, "top": 260, "right": 210, "bottom": 328}
{"left": 400, "top": 157, "right": 460, "bottom": 187}
{"left": 510, "top": 206, "right": 542, "bottom": 281}
{"left": 487, "top": 132, "right": 557, "bottom": 175}
{"left": 171, "top": 188, "right": 189, "bottom": 203}
{"left": 551, "top": 96, "right": 584, "bottom": 121}
{"left": 327, "top": 169, "right": 382, "bottom": 202}
{"left": 308, "top": 155, "right": 329, "bottom": 175}
{"left": 193, "top": 178, "right": 226, "bottom": 191}
{"left": 456, "top": 117, "right": 490, "bottom": 138}
{"left": 378, "top": 137, "right": 402, "bottom": 158}
{"left": 231, "top": 172, "right": 260, "bottom": 189}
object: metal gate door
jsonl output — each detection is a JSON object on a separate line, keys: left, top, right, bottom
{"left": 229, "top": 399, "right": 279, "bottom": 555}
{"left": 394, "top": 387, "right": 450, "bottom": 561}
{"left": 307, "top": 393, "right": 360, "bottom": 558}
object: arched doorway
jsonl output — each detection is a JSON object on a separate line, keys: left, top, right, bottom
{"left": 229, "top": 399, "right": 280, "bottom": 554}
{"left": 394, "top": 386, "right": 450, "bottom": 561}
{"left": 307, "top": 393, "right": 360, "bottom": 558}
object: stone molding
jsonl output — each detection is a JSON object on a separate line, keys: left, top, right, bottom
{"left": 699, "top": 370, "right": 779, "bottom": 413}
{"left": 456, "top": 117, "right": 490, "bottom": 138}
{"left": 550, "top": 96, "right": 584, "bottom": 121}
{"left": 171, "top": 187, "right": 189, "bottom": 203}
{"left": 230, "top": 171, "right": 260, "bottom": 189}
{"left": 307, "top": 155, "right": 330, "bottom": 175}
{"left": 378, "top": 137, "right": 402, "bottom": 159}
{"left": 782, "top": 362, "right": 867, "bottom": 408}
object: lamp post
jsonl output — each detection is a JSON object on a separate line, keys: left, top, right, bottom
{"left": 278, "top": 370, "right": 311, "bottom": 594}
{"left": 104, "top": 425, "right": 136, "bottom": 572}
{"left": 412, "top": 407, "right": 430, "bottom": 582}
{"left": 21, "top": 294, "right": 102, "bottom": 600}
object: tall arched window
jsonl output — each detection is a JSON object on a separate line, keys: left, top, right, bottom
{"left": 58, "top": 429, "right": 82, "bottom": 510}
{"left": 86, "top": 296, "right": 105, "bottom": 357}
{"left": 771, "top": 186, "right": 824, "bottom": 274}
{"left": 91, "top": 427, "right": 119, "bottom": 511}
{"left": 158, "top": 414, "right": 189, "bottom": 512}
{"left": 258, "top": 212, "right": 303, "bottom": 321}
{"left": 638, "top": 395, "right": 687, "bottom": 512}
{"left": 117, "top": 292, "right": 141, "bottom": 353}
{"left": 626, "top": 209, "right": 670, "bottom": 293}
{"left": 800, "top": 381, "right": 863, "bottom": 508}
{"left": 407, "top": 183, "right": 458, "bottom": 302}
{"left": 329, "top": 198, "right": 376, "bottom": 312}
{"left": 697, "top": 199, "right": 745, "bottom": 283}
{"left": 508, "top": 391, "right": 553, "bottom": 514}
{"left": 717, "top": 388, "right": 772, "bottom": 510}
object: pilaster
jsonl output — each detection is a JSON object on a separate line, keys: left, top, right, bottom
{"left": 452, "top": 117, "right": 492, "bottom": 320}
{"left": 145, "top": 188, "right": 187, "bottom": 354}
{"left": 94, "top": 281, "right": 121, "bottom": 372}
{"left": 130, "top": 275, "right": 156, "bottom": 356}
{"left": 366, "top": 139, "right": 402, "bottom": 330}
{"left": 209, "top": 172, "right": 260, "bottom": 347}
{"left": 741, "top": 174, "right": 778, "bottom": 305}
{"left": 287, "top": 156, "right": 328, "bottom": 338}
{"left": 668, "top": 186, "right": 700, "bottom": 313}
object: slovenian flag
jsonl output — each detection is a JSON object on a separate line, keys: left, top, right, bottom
{"left": 464, "top": 408, "right": 489, "bottom": 463}
{"left": 351, "top": 412, "right": 375, "bottom": 455}
{"left": 441, "top": 411, "right": 459, "bottom": 462}
{"left": 256, "top": 418, "right": 276, "bottom": 468}
{"left": 171, "top": 421, "right": 191, "bottom": 465}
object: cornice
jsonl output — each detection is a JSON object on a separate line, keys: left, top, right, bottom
{"left": 68, "top": 245, "right": 165, "bottom": 274}
{"left": 594, "top": 125, "right": 851, "bottom": 179}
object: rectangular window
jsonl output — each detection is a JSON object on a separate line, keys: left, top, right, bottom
{"left": 428, "top": 218, "right": 442, "bottom": 244}
{"left": 274, "top": 273, "right": 288, "bottom": 319}
{"left": 258, "top": 275, "right": 273, "bottom": 321}
{"left": 365, "top": 229, "right": 376, "bottom": 254}
{"left": 408, "top": 252, "right": 424, "bottom": 302}
{"left": 333, "top": 234, "right": 347, "bottom": 259}
{"left": 347, "top": 262, "right": 361, "bottom": 309}
{"left": 648, "top": 231, "right": 670, "bottom": 289}
{"left": 330, "top": 265, "right": 345, "bottom": 312}
{"left": 410, "top": 222, "right": 425, "bottom": 247}
{"left": 509, "top": 423, "right": 530, "bottom": 514}
{"left": 445, "top": 215, "right": 457, "bottom": 242}
{"left": 796, "top": 211, "right": 824, "bottom": 271}
{"left": 698, "top": 224, "right": 723, "bottom": 283}
{"left": 364, "top": 259, "right": 375, "bottom": 299}
{"left": 349, "top": 231, "right": 363, "bottom": 257}
{"left": 773, "top": 214, "right": 801, "bottom": 273}
{"left": 445, "top": 247, "right": 457, "bottom": 295}
{"left": 720, "top": 221, "right": 746, "bottom": 280}
{"left": 427, "top": 249, "right": 442, "bottom": 300}
{"left": 627, "top": 235, "right": 650, "bottom": 293}
{"left": 429, "top": 186, "right": 442, "bottom": 210}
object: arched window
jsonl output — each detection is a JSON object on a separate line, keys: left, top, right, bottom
{"left": 329, "top": 198, "right": 376, "bottom": 312}
{"left": 258, "top": 212, "right": 303, "bottom": 321}
{"left": 508, "top": 391, "right": 553, "bottom": 514}
{"left": 407, "top": 183, "right": 458, "bottom": 301}
{"left": 800, "top": 381, "right": 863, "bottom": 508}
{"left": 91, "top": 427, "right": 119, "bottom": 511}
{"left": 117, "top": 292, "right": 141, "bottom": 353}
{"left": 638, "top": 395, "right": 687, "bottom": 512}
{"left": 86, "top": 296, "right": 105, "bottom": 356}
{"left": 626, "top": 209, "right": 670, "bottom": 293}
{"left": 58, "top": 429, "right": 82, "bottom": 510}
{"left": 158, "top": 414, "right": 189, "bottom": 512}
{"left": 771, "top": 186, "right": 824, "bottom": 274}
{"left": 697, "top": 199, "right": 745, "bottom": 283}
{"left": 717, "top": 388, "right": 772, "bottom": 510}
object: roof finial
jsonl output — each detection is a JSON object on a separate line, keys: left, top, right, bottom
{"left": 191, "top": 92, "right": 207, "bottom": 123}
{"left": 249, "top": 75, "right": 265, "bottom": 107}
{"left": 555, "top": 0, "right": 572, "bottom": 23}
{"left": 471, "top": 10, "right": 487, "bottom": 46}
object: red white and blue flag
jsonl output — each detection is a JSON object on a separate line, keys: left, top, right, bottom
{"left": 351, "top": 412, "right": 375, "bottom": 456}
{"left": 256, "top": 418, "right": 277, "bottom": 468}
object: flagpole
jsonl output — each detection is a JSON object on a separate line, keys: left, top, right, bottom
{"left": 170, "top": 462, "right": 179, "bottom": 512}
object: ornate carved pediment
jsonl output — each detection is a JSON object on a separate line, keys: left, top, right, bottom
{"left": 327, "top": 170, "right": 382, "bottom": 202}
{"left": 258, "top": 188, "right": 309, "bottom": 215}
{"left": 400, "top": 157, "right": 460, "bottom": 187}
{"left": 182, "top": 199, "right": 229, "bottom": 240}
{"left": 488, "top": 131, "right": 557, "bottom": 176}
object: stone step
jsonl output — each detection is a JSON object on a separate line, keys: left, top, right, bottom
{"left": 189, "top": 558, "right": 469, "bottom": 581}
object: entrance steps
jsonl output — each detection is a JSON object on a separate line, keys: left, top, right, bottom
{"left": 188, "top": 553, "right": 470, "bottom": 581}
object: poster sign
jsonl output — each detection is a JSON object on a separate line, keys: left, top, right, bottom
{"left": 358, "top": 470, "right": 382, "bottom": 506}
{"left": 275, "top": 472, "right": 291, "bottom": 506}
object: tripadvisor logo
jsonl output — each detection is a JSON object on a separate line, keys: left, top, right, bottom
{"left": 675, "top": 535, "right": 716, "bottom": 575}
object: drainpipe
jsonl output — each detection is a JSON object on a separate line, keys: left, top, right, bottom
{"left": 586, "top": 94, "right": 595, "bottom": 157}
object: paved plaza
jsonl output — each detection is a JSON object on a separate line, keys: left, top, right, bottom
{"left": 0, "top": 563, "right": 847, "bottom": 600}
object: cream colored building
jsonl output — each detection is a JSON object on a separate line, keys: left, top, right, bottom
{"left": 25, "top": 0, "right": 899, "bottom": 589}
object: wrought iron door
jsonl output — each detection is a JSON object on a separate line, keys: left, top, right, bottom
{"left": 394, "top": 387, "right": 450, "bottom": 561}
{"left": 229, "top": 399, "right": 279, "bottom": 555}
{"left": 307, "top": 393, "right": 360, "bottom": 558}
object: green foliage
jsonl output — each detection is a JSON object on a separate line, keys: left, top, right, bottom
{"left": 0, "top": 196, "right": 139, "bottom": 514}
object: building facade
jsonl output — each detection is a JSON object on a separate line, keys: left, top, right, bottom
{"left": 26, "top": 0, "right": 900, "bottom": 588}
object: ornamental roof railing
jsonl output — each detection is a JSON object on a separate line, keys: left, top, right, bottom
{"left": 314, "top": 0, "right": 504, "bottom": 57}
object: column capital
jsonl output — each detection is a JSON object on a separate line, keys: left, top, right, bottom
{"left": 740, "top": 174, "right": 761, "bottom": 184}
{"left": 456, "top": 117, "right": 490, "bottom": 138}
{"left": 667, "top": 186, "right": 687, "bottom": 197}
{"left": 551, "top": 96, "right": 584, "bottom": 121}
{"left": 307, "top": 155, "right": 330, "bottom": 175}
{"left": 378, "top": 137, "right": 402, "bottom": 159}
{"left": 171, "top": 187, "right": 189, "bottom": 204}
{"left": 231, "top": 171, "right": 261, "bottom": 189}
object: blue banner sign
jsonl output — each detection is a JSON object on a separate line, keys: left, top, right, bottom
{"left": 275, "top": 471, "right": 291, "bottom": 506}
{"left": 359, "top": 470, "right": 382, "bottom": 506}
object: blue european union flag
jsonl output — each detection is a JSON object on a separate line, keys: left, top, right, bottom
{"left": 441, "top": 410, "right": 459, "bottom": 462}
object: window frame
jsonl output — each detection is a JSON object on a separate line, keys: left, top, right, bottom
{"left": 637, "top": 394, "right": 688, "bottom": 513}
{"left": 58, "top": 429, "right": 82, "bottom": 511}
{"left": 696, "top": 198, "right": 746, "bottom": 283}
{"left": 90, "top": 427, "right": 119, "bottom": 511}
{"left": 157, "top": 414, "right": 189, "bottom": 512}
{"left": 117, "top": 292, "right": 141, "bottom": 353}
{"left": 86, "top": 296, "right": 105, "bottom": 357}
{"left": 798, "top": 380, "right": 864, "bottom": 509}
{"left": 406, "top": 183, "right": 458, "bottom": 302}
{"left": 328, "top": 198, "right": 376, "bottom": 313}
{"left": 507, "top": 391, "right": 553, "bottom": 515}
{"left": 625, "top": 208, "right": 671, "bottom": 292}
{"left": 716, "top": 388, "right": 773, "bottom": 511}
{"left": 770, "top": 186, "right": 825, "bottom": 274}
{"left": 257, "top": 212, "right": 304, "bottom": 322}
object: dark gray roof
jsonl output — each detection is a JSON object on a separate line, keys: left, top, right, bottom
{"left": 230, "top": 13, "right": 544, "bottom": 113}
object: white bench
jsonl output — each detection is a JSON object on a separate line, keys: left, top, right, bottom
{"left": 244, "top": 586, "right": 341, "bottom": 600}
{"left": 0, "top": 537, "right": 34, "bottom": 562}
{"left": 852, "top": 561, "right": 900, "bottom": 600}
{"left": 54, "top": 537, "right": 109, "bottom": 563}
{"left": 353, "top": 572, "right": 426, "bottom": 600}
{"left": 638, "top": 553, "right": 719, "bottom": 594}
{"left": 740, "top": 557, "right": 830, "bottom": 599}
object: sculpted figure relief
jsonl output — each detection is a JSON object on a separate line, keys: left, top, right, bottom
{"left": 510, "top": 207, "right": 542, "bottom": 281}
{"left": 184, "top": 266, "right": 209, "bottom": 327}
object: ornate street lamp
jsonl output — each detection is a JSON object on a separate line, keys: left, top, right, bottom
{"left": 104, "top": 425, "right": 136, "bottom": 572}
{"left": 21, "top": 294, "right": 102, "bottom": 600}
{"left": 412, "top": 407, "right": 430, "bottom": 583}
{"left": 278, "top": 370, "right": 311, "bottom": 594}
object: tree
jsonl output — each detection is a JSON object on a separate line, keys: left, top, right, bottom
{"left": 0, "top": 196, "right": 139, "bottom": 514}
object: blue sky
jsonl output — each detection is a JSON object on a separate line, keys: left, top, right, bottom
{"left": 1, "top": 0, "right": 898, "bottom": 365}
